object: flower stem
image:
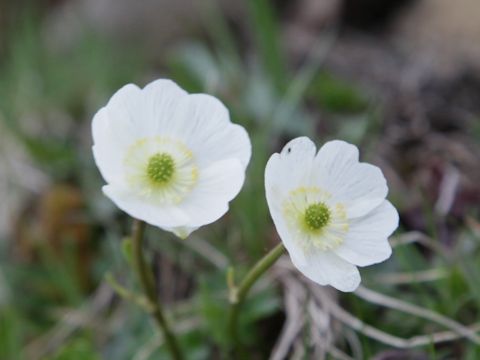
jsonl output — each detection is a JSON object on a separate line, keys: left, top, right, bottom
{"left": 131, "top": 219, "right": 184, "bottom": 360}
{"left": 228, "top": 243, "right": 286, "bottom": 347}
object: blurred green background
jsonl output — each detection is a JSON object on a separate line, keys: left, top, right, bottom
{"left": 1, "top": 0, "right": 480, "bottom": 359}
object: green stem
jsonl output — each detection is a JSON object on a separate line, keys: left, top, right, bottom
{"left": 228, "top": 243, "right": 286, "bottom": 347}
{"left": 131, "top": 219, "right": 184, "bottom": 360}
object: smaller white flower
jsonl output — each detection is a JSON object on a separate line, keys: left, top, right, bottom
{"left": 265, "top": 137, "right": 398, "bottom": 292}
{"left": 92, "top": 79, "right": 251, "bottom": 238}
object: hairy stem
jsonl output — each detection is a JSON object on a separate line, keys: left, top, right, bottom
{"left": 228, "top": 243, "right": 286, "bottom": 348}
{"left": 131, "top": 219, "right": 184, "bottom": 360}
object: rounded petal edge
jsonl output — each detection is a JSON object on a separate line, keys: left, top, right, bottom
{"left": 178, "top": 159, "right": 246, "bottom": 228}
{"left": 316, "top": 140, "right": 360, "bottom": 165}
{"left": 292, "top": 251, "right": 361, "bottom": 292}
{"left": 334, "top": 200, "right": 398, "bottom": 267}
{"left": 280, "top": 136, "right": 317, "bottom": 160}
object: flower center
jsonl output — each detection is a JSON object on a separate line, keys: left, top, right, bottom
{"left": 124, "top": 137, "right": 198, "bottom": 205}
{"left": 304, "top": 202, "right": 331, "bottom": 231}
{"left": 146, "top": 153, "right": 175, "bottom": 184}
{"left": 282, "top": 187, "right": 349, "bottom": 251}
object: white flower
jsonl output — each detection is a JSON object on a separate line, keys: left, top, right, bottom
{"left": 92, "top": 79, "right": 251, "bottom": 238}
{"left": 265, "top": 137, "right": 398, "bottom": 292}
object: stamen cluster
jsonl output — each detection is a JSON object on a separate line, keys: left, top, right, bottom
{"left": 147, "top": 153, "right": 175, "bottom": 184}
{"left": 304, "top": 202, "right": 330, "bottom": 231}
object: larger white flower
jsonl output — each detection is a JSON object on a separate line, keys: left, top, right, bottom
{"left": 92, "top": 79, "right": 251, "bottom": 238}
{"left": 265, "top": 137, "right": 398, "bottom": 292}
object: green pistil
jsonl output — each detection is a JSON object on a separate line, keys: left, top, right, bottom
{"left": 146, "top": 153, "right": 175, "bottom": 184}
{"left": 304, "top": 202, "right": 331, "bottom": 231}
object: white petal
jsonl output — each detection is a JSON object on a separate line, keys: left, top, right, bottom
{"left": 93, "top": 80, "right": 250, "bottom": 235}
{"left": 105, "top": 84, "right": 146, "bottom": 139}
{"left": 291, "top": 250, "right": 361, "bottom": 292}
{"left": 334, "top": 201, "right": 398, "bottom": 266}
{"left": 267, "top": 137, "right": 317, "bottom": 196}
{"left": 107, "top": 83, "right": 142, "bottom": 110}
{"left": 92, "top": 84, "right": 148, "bottom": 186}
{"left": 339, "top": 163, "right": 388, "bottom": 218}
{"left": 279, "top": 136, "right": 317, "bottom": 158}
{"left": 103, "top": 185, "right": 189, "bottom": 228}
{"left": 265, "top": 137, "right": 331, "bottom": 266}
{"left": 142, "top": 79, "right": 188, "bottom": 135}
{"left": 170, "top": 94, "right": 251, "bottom": 169}
{"left": 94, "top": 81, "right": 187, "bottom": 152}
{"left": 178, "top": 159, "right": 245, "bottom": 227}
{"left": 92, "top": 108, "right": 127, "bottom": 185}
{"left": 265, "top": 152, "right": 308, "bottom": 266}
{"left": 316, "top": 140, "right": 359, "bottom": 170}
{"left": 314, "top": 140, "right": 387, "bottom": 217}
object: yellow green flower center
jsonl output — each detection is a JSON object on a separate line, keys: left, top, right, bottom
{"left": 146, "top": 153, "right": 175, "bottom": 184}
{"left": 304, "top": 202, "right": 331, "bottom": 231}
{"left": 282, "top": 187, "right": 349, "bottom": 251}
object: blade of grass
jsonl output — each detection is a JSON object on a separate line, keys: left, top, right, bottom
{"left": 269, "top": 29, "right": 338, "bottom": 132}
{"left": 247, "top": 0, "right": 287, "bottom": 93}
{"left": 202, "top": 0, "right": 243, "bottom": 71}
{"left": 355, "top": 286, "right": 480, "bottom": 345}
